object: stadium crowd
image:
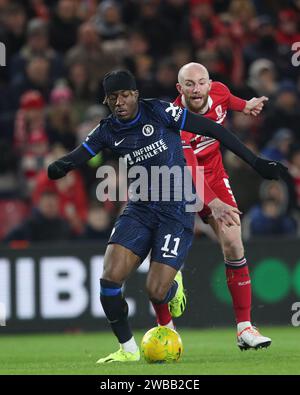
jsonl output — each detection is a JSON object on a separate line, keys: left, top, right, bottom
{"left": 0, "top": 0, "right": 300, "bottom": 244}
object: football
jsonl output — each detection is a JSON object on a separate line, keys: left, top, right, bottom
{"left": 141, "top": 326, "right": 183, "bottom": 363}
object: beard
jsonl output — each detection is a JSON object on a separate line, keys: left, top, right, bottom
{"left": 186, "top": 92, "right": 209, "bottom": 114}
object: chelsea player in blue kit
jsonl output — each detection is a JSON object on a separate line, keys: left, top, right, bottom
{"left": 48, "top": 70, "right": 286, "bottom": 363}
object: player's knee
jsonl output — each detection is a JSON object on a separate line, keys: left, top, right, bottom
{"left": 101, "top": 268, "right": 125, "bottom": 284}
{"left": 223, "top": 238, "right": 244, "bottom": 260}
{"left": 146, "top": 283, "right": 168, "bottom": 304}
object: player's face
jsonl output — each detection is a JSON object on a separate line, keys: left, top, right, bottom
{"left": 106, "top": 90, "right": 139, "bottom": 120}
{"left": 177, "top": 75, "right": 211, "bottom": 113}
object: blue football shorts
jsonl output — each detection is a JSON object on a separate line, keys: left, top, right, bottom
{"left": 108, "top": 201, "right": 194, "bottom": 271}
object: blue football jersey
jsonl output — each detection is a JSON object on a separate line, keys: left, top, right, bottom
{"left": 82, "top": 99, "right": 196, "bottom": 228}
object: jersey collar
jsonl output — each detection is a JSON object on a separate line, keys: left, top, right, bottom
{"left": 207, "top": 95, "right": 213, "bottom": 110}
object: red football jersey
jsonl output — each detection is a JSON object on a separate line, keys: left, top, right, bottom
{"left": 175, "top": 81, "right": 246, "bottom": 176}
{"left": 175, "top": 81, "right": 246, "bottom": 213}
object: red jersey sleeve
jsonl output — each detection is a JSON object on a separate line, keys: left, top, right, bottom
{"left": 228, "top": 93, "right": 246, "bottom": 112}
{"left": 212, "top": 81, "right": 246, "bottom": 112}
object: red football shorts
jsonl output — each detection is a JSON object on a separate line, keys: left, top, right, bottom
{"left": 199, "top": 170, "right": 237, "bottom": 221}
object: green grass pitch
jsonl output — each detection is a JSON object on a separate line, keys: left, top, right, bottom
{"left": 0, "top": 327, "right": 299, "bottom": 375}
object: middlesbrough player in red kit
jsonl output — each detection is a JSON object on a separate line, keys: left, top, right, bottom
{"left": 155, "top": 63, "right": 272, "bottom": 350}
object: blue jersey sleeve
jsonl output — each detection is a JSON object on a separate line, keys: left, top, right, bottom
{"left": 82, "top": 123, "right": 106, "bottom": 156}
{"left": 155, "top": 100, "right": 187, "bottom": 132}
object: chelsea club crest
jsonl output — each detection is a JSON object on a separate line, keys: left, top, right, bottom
{"left": 142, "top": 124, "right": 154, "bottom": 137}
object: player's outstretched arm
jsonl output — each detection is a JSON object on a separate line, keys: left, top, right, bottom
{"left": 182, "top": 111, "right": 288, "bottom": 180}
{"left": 48, "top": 145, "right": 93, "bottom": 180}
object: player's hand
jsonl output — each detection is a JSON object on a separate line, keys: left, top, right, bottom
{"left": 48, "top": 159, "right": 73, "bottom": 180}
{"left": 208, "top": 198, "right": 242, "bottom": 232}
{"left": 253, "top": 158, "right": 288, "bottom": 180}
{"left": 243, "top": 96, "right": 268, "bottom": 116}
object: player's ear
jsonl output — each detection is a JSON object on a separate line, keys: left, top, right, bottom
{"left": 134, "top": 90, "right": 139, "bottom": 100}
{"left": 176, "top": 83, "right": 182, "bottom": 94}
{"left": 208, "top": 80, "right": 212, "bottom": 91}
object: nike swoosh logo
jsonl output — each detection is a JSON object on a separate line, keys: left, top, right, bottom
{"left": 114, "top": 138, "right": 126, "bottom": 146}
{"left": 162, "top": 253, "right": 177, "bottom": 258}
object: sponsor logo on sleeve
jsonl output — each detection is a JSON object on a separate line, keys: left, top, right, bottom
{"left": 165, "top": 103, "right": 183, "bottom": 122}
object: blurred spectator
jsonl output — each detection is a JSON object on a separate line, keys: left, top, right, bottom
{"left": 76, "top": 104, "right": 108, "bottom": 143}
{"left": 49, "top": 0, "right": 81, "bottom": 53}
{"left": 255, "top": 175, "right": 298, "bottom": 219}
{"left": 10, "top": 18, "right": 64, "bottom": 86}
{"left": 153, "top": 59, "right": 178, "bottom": 101}
{"left": 171, "top": 43, "right": 193, "bottom": 70}
{"left": 125, "top": 30, "right": 150, "bottom": 59}
{"left": 14, "top": 90, "right": 47, "bottom": 154}
{"left": 224, "top": 138, "right": 262, "bottom": 213}
{"left": 24, "top": 0, "right": 50, "bottom": 20}
{"left": 227, "top": 0, "right": 257, "bottom": 46}
{"left": 247, "top": 59, "right": 278, "bottom": 98}
{"left": 242, "top": 176, "right": 298, "bottom": 239}
{"left": 262, "top": 80, "right": 300, "bottom": 145}
{"left": 245, "top": 197, "right": 297, "bottom": 237}
{"left": 11, "top": 56, "right": 53, "bottom": 107}
{"left": 13, "top": 90, "right": 49, "bottom": 193}
{"left": 4, "top": 189, "right": 72, "bottom": 243}
{"left": 132, "top": 54, "right": 155, "bottom": 98}
{"left": 123, "top": 30, "right": 153, "bottom": 88}
{"left": 160, "top": 0, "right": 188, "bottom": 42}
{"left": 133, "top": 0, "right": 173, "bottom": 58}
{"left": 33, "top": 145, "right": 88, "bottom": 234}
{"left": 0, "top": 198, "right": 30, "bottom": 241}
{"left": 20, "top": 129, "right": 49, "bottom": 193}
{"left": 196, "top": 47, "right": 225, "bottom": 82}
{"left": 75, "top": 104, "right": 107, "bottom": 189}
{"left": 46, "top": 85, "right": 77, "bottom": 150}
{"left": 276, "top": 9, "right": 300, "bottom": 47}
{"left": 75, "top": 0, "right": 98, "bottom": 21}
{"left": 230, "top": 111, "right": 260, "bottom": 142}
{"left": 91, "top": 0, "right": 126, "bottom": 41}
{"left": 259, "top": 180, "right": 290, "bottom": 210}
{"left": 0, "top": 3, "right": 27, "bottom": 62}
{"left": 79, "top": 201, "right": 112, "bottom": 240}
{"left": 184, "top": 0, "right": 224, "bottom": 49}
{"left": 61, "top": 61, "right": 98, "bottom": 119}
{"left": 206, "top": 23, "right": 244, "bottom": 87}
{"left": 261, "top": 128, "right": 294, "bottom": 162}
{"left": 65, "top": 22, "right": 121, "bottom": 96}
{"left": 243, "top": 15, "right": 280, "bottom": 69}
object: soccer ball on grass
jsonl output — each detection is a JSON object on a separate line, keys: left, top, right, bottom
{"left": 141, "top": 326, "right": 183, "bottom": 363}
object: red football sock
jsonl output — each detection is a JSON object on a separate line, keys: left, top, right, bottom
{"left": 225, "top": 258, "right": 252, "bottom": 324}
{"left": 151, "top": 302, "right": 172, "bottom": 326}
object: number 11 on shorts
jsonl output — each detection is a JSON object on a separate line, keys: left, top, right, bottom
{"left": 161, "top": 234, "right": 180, "bottom": 257}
